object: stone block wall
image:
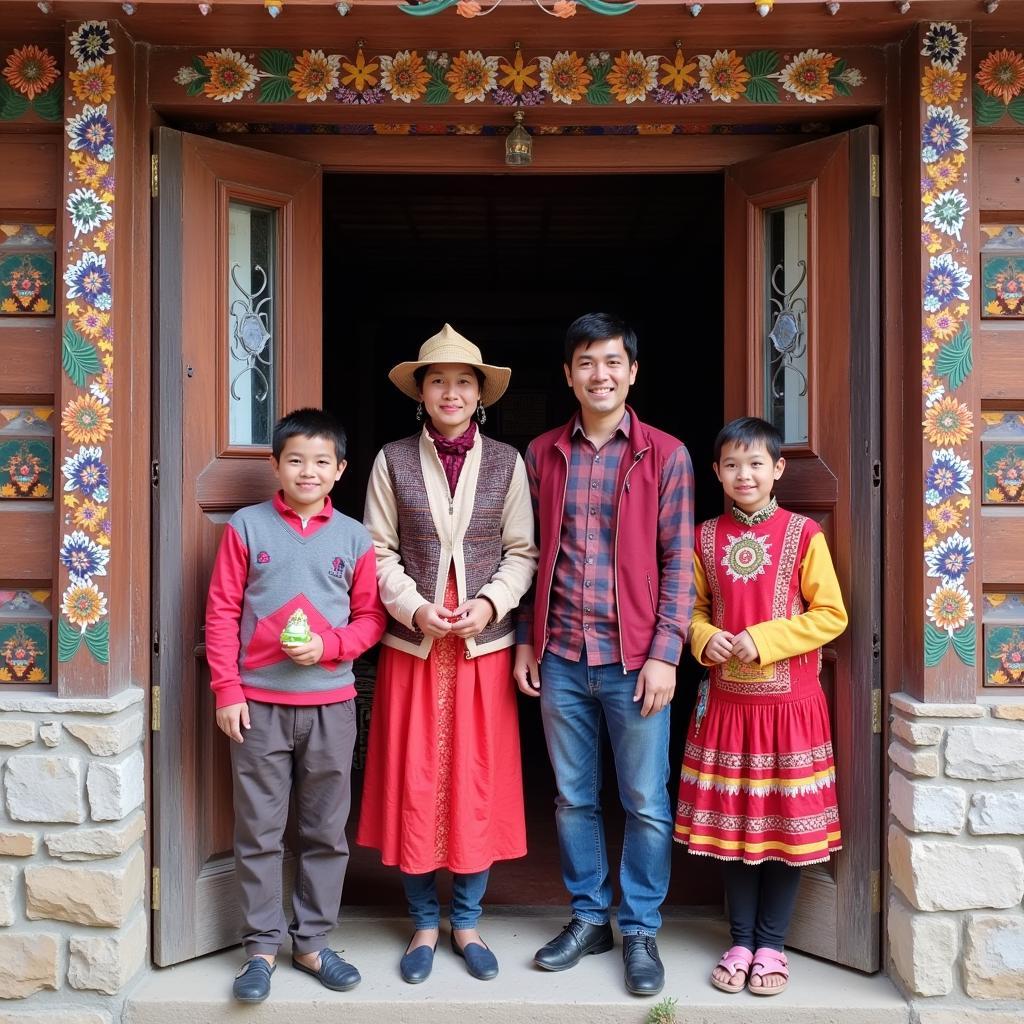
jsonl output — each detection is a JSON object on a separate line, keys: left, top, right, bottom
{"left": 887, "top": 693, "right": 1024, "bottom": 1008}
{"left": 0, "top": 689, "right": 146, "bottom": 1023}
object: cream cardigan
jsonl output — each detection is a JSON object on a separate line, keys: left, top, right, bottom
{"left": 363, "top": 427, "right": 538, "bottom": 659}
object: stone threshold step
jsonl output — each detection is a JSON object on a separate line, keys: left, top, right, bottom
{"left": 126, "top": 912, "right": 908, "bottom": 1024}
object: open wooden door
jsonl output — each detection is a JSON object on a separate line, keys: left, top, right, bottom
{"left": 151, "top": 128, "right": 321, "bottom": 965}
{"left": 724, "top": 127, "right": 881, "bottom": 971}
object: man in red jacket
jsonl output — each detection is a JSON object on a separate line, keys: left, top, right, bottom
{"left": 514, "top": 313, "right": 695, "bottom": 997}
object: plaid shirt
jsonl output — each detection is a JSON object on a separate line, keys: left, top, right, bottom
{"left": 523, "top": 412, "right": 693, "bottom": 668}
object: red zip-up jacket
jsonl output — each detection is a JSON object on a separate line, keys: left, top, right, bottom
{"left": 520, "top": 406, "right": 696, "bottom": 671}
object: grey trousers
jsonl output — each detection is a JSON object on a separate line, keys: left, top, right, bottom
{"left": 230, "top": 699, "right": 357, "bottom": 957}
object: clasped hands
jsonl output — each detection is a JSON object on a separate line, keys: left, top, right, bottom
{"left": 703, "top": 628, "right": 758, "bottom": 665}
{"left": 414, "top": 598, "right": 493, "bottom": 640}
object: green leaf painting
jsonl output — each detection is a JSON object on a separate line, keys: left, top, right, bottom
{"left": 83, "top": 620, "right": 110, "bottom": 664}
{"left": 585, "top": 63, "right": 612, "bottom": 106}
{"left": 62, "top": 324, "right": 103, "bottom": 390}
{"left": 1008, "top": 96, "right": 1024, "bottom": 126}
{"left": 259, "top": 76, "right": 294, "bottom": 104}
{"left": 260, "top": 48, "right": 294, "bottom": 78}
{"left": 425, "top": 65, "right": 451, "bottom": 105}
{"left": 973, "top": 85, "right": 1006, "bottom": 127}
{"left": 57, "top": 617, "right": 83, "bottom": 663}
{"left": 924, "top": 624, "right": 950, "bottom": 668}
{"left": 0, "top": 81, "right": 29, "bottom": 120}
{"left": 33, "top": 81, "right": 63, "bottom": 122}
{"left": 950, "top": 622, "right": 976, "bottom": 667}
{"left": 934, "top": 327, "right": 973, "bottom": 392}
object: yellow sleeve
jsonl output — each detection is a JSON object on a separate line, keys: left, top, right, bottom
{"left": 745, "top": 532, "right": 848, "bottom": 667}
{"left": 688, "top": 553, "right": 725, "bottom": 667}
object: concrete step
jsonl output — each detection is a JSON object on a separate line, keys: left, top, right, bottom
{"left": 125, "top": 910, "right": 909, "bottom": 1024}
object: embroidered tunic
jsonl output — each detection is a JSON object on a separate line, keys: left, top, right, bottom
{"left": 674, "top": 501, "right": 848, "bottom": 866}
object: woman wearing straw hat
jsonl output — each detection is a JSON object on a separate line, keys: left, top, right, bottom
{"left": 357, "top": 324, "right": 537, "bottom": 984}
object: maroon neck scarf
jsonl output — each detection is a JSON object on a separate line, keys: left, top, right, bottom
{"left": 426, "top": 419, "right": 477, "bottom": 495}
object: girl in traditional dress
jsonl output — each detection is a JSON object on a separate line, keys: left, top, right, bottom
{"left": 674, "top": 416, "right": 848, "bottom": 996}
{"left": 357, "top": 324, "right": 537, "bottom": 984}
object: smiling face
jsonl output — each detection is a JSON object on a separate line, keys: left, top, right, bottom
{"left": 271, "top": 433, "right": 345, "bottom": 516}
{"left": 714, "top": 440, "right": 785, "bottom": 514}
{"left": 418, "top": 362, "right": 481, "bottom": 438}
{"left": 564, "top": 336, "right": 637, "bottom": 421}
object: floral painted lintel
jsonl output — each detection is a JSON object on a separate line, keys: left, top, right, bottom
{"left": 973, "top": 47, "right": 1024, "bottom": 126}
{"left": 171, "top": 46, "right": 867, "bottom": 108}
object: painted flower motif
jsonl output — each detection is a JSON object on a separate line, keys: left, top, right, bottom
{"left": 66, "top": 104, "right": 114, "bottom": 158}
{"left": 69, "top": 63, "right": 115, "bottom": 105}
{"left": 445, "top": 51, "right": 498, "bottom": 103}
{"left": 925, "top": 157, "right": 962, "bottom": 192}
{"left": 200, "top": 49, "right": 257, "bottom": 103}
{"left": 923, "top": 395, "right": 974, "bottom": 446}
{"left": 62, "top": 446, "right": 109, "bottom": 498}
{"left": 925, "top": 309, "right": 960, "bottom": 342}
{"left": 927, "top": 499, "right": 964, "bottom": 536}
{"left": 69, "top": 21, "right": 115, "bottom": 70}
{"left": 921, "top": 227, "right": 944, "bottom": 255}
{"left": 552, "top": 0, "right": 578, "bottom": 15}
{"left": 920, "top": 64, "right": 966, "bottom": 105}
{"left": 174, "top": 65, "right": 201, "bottom": 87}
{"left": 59, "top": 531, "right": 109, "bottom": 582}
{"left": 975, "top": 47, "right": 1024, "bottom": 105}
{"left": 921, "top": 105, "right": 969, "bottom": 165}
{"left": 493, "top": 86, "right": 545, "bottom": 107}
{"left": 380, "top": 50, "right": 430, "bottom": 103}
{"left": 925, "top": 532, "right": 974, "bottom": 585}
{"left": 721, "top": 531, "right": 772, "bottom": 585}
{"left": 836, "top": 66, "right": 865, "bottom": 89}
{"left": 71, "top": 154, "right": 110, "bottom": 191}
{"left": 62, "top": 395, "right": 112, "bottom": 446}
{"left": 73, "top": 498, "right": 107, "bottom": 533}
{"left": 456, "top": 0, "right": 482, "bottom": 14}
{"left": 920, "top": 22, "right": 968, "bottom": 70}
{"left": 775, "top": 49, "right": 838, "bottom": 104}
{"left": 66, "top": 188, "right": 113, "bottom": 239}
{"left": 652, "top": 85, "right": 706, "bottom": 105}
{"left": 925, "top": 447, "right": 973, "bottom": 506}
{"left": 539, "top": 51, "right": 592, "bottom": 104}
{"left": 341, "top": 49, "right": 380, "bottom": 92}
{"left": 927, "top": 583, "right": 973, "bottom": 634}
{"left": 660, "top": 50, "right": 698, "bottom": 93}
{"left": 607, "top": 51, "right": 658, "bottom": 104}
{"left": 923, "top": 252, "right": 971, "bottom": 313}
{"left": 499, "top": 51, "right": 540, "bottom": 95}
{"left": 62, "top": 580, "right": 107, "bottom": 632}
{"left": 698, "top": 50, "right": 750, "bottom": 103}
{"left": 64, "top": 251, "right": 112, "bottom": 310}
{"left": 2, "top": 44, "right": 60, "bottom": 100}
{"left": 923, "top": 188, "right": 969, "bottom": 241}
{"left": 289, "top": 50, "right": 340, "bottom": 102}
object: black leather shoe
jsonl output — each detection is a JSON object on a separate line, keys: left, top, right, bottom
{"left": 233, "top": 957, "right": 274, "bottom": 1002}
{"left": 534, "top": 919, "right": 614, "bottom": 972}
{"left": 400, "top": 937, "right": 436, "bottom": 984}
{"left": 451, "top": 931, "right": 499, "bottom": 981}
{"left": 291, "top": 948, "right": 361, "bottom": 991}
{"left": 623, "top": 935, "right": 665, "bottom": 996}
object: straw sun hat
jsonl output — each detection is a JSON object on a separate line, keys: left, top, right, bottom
{"left": 388, "top": 324, "right": 511, "bottom": 408}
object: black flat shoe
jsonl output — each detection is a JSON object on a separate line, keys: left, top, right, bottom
{"left": 291, "top": 948, "right": 361, "bottom": 991}
{"left": 233, "top": 957, "right": 274, "bottom": 1003}
{"left": 450, "top": 931, "right": 499, "bottom": 981}
{"left": 534, "top": 919, "right": 614, "bottom": 972}
{"left": 623, "top": 935, "right": 665, "bottom": 996}
{"left": 400, "top": 937, "right": 437, "bottom": 984}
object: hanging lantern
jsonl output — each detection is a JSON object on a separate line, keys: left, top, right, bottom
{"left": 505, "top": 110, "right": 532, "bottom": 167}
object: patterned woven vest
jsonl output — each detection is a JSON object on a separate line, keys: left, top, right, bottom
{"left": 382, "top": 434, "right": 519, "bottom": 649}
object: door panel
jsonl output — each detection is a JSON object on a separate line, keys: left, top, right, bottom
{"left": 152, "top": 128, "right": 321, "bottom": 965}
{"left": 724, "top": 127, "right": 881, "bottom": 971}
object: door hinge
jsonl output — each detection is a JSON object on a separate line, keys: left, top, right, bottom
{"left": 151, "top": 153, "right": 159, "bottom": 198}
{"left": 869, "top": 153, "right": 880, "bottom": 198}
{"left": 871, "top": 688, "right": 882, "bottom": 734}
{"left": 870, "top": 869, "right": 880, "bottom": 914}
{"left": 152, "top": 867, "right": 161, "bottom": 911}
{"left": 151, "top": 684, "right": 161, "bottom": 732}
{"left": 151, "top": 460, "right": 159, "bottom": 487}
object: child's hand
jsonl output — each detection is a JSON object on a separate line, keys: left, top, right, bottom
{"left": 731, "top": 630, "right": 759, "bottom": 664}
{"left": 414, "top": 603, "right": 456, "bottom": 638}
{"left": 448, "top": 598, "right": 493, "bottom": 639}
{"left": 216, "top": 702, "right": 250, "bottom": 743}
{"left": 281, "top": 633, "right": 324, "bottom": 666}
{"left": 704, "top": 630, "right": 735, "bottom": 664}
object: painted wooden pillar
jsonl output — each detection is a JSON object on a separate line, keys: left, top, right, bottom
{"left": 905, "top": 19, "right": 980, "bottom": 703}
{"left": 56, "top": 19, "right": 135, "bottom": 697}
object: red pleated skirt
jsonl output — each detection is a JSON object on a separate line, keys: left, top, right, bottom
{"left": 674, "top": 684, "right": 842, "bottom": 867}
{"left": 356, "top": 582, "right": 526, "bottom": 875}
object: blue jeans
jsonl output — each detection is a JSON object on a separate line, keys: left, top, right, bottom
{"left": 401, "top": 870, "right": 490, "bottom": 930}
{"left": 539, "top": 652, "right": 672, "bottom": 936}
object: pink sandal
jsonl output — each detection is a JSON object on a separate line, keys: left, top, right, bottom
{"left": 710, "top": 945, "right": 753, "bottom": 993}
{"left": 749, "top": 947, "right": 789, "bottom": 995}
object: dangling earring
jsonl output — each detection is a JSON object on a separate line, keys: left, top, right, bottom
{"left": 475, "top": 401, "right": 487, "bottom": 425}
{"left": 415, "top": 402, "right": 424, "bottom": 422}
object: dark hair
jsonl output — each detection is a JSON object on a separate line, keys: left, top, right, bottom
{"left": 272, "top": 408, "right": 347, "bottom": 462}
{"left": 713, "top": 416, "right": 784, "bottom": 464}
{"left": 412, "top": 364, "right": 486, "bottom": 391}
{"left": 564, "top": 312, "right": 638, "bottom": 366}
